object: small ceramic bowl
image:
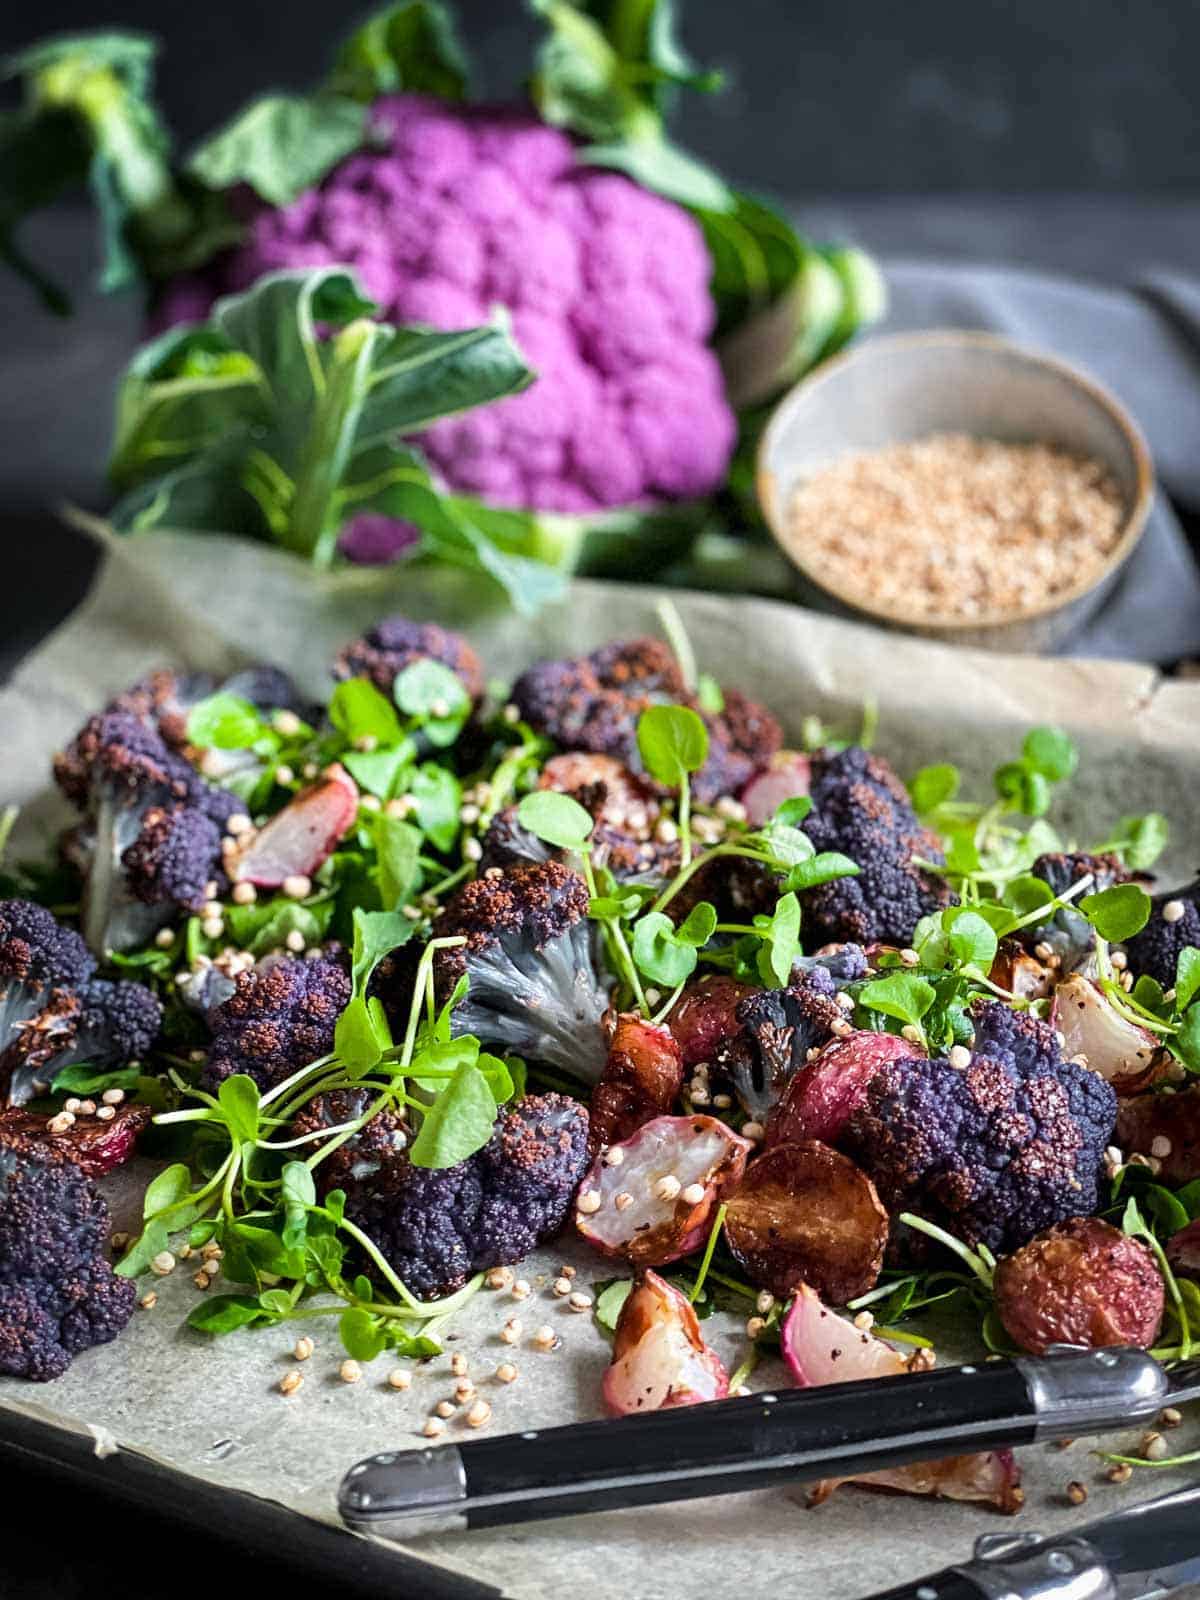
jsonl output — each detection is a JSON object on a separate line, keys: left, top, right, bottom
{"left": 757, "top": 330, "right": 1155, "bottom": 652}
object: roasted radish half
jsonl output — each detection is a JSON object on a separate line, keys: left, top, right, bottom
{"left": 602, "top": 1270, "right": 729, "bottom": 1414}
{"left": 232, "top": 764, "right": 359, "bottom": 887}
{"left": 1052, "top": 974, "right": 1161, "bottom": 1091}
{"left": 767, "top": 1031, "right": 921, "bottom": 1148}
{"left": 782, "top": 1286, "right": 1022, "bottom": 1513}
{"left": 575, "top": 1115, "right": 751, "bottom": 1265}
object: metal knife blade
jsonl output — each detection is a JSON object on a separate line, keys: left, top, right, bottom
{"left": 861, "top": 1484, "right": 1200, "bottom": 1600}
{"left": 1076, "top": 1482, "right": 1200, "bottom": 1600}
{"left": 1165, "top": 1358, "right": 1200, "bottom": 1409}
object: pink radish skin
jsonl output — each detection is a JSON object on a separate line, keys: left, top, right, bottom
{"left": 575, "top": 1114, "right": 751, "bottom": 1266}
{"left": 602, "top": 1270, "right": 729, "bottom": 1415}
{"left": 781, "top": 1285, "right": 1023, "bottom": 1512}
{"left": 741, "top": 752, "right": 811, "bottom": 827}
{"left": 1052, "top": 973, "right": 1159, "bottom": 1089}
{"left": 232, "top": 764, "right": 359, "bottom": 887}
{"left": 767, "top": 1031, "right": 921, "bottom": 1148}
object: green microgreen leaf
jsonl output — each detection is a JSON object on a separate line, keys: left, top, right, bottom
{"left": 185, "top": 692, "right": 264, "bottom": 750}
{"left": 1022, "top": 726, "right": 1078, "bottom": 782}
{"left": 631, "top": 907, "right": 713, "bottom": 987}
{"left": 784, "top": 851, "right": 858, "bottom": 892}
{"left": 394, "top": 659, "right": 470, "bottom": 746}
{"left": 909, "top": 763, "right": 960, "bottom": 814}
{"left": 373, "top": 814, "right": 423, "bottom": 910}
{"left": 516, "top": 789, "right": 595, "bottom": 851}
{"left": 342, "top": 743, "right": 412, "bottom": 799}
{"left": 142, "top": 1162, "right": 193, "bottom": 1220}
{"left": 773, "top": 795, "right": 812, "bottom": 828}
{"left": 330, "top": 677, "right": 404, "bottom": 746}
{"left": 409, "top": 763, "right": 461, "bottom": 851}
{"left": 335, "top": 994, "right": 392, "bottom": 1076}
{"left": 1080, "top": 884, "right": 1152, "bottom": 942}
{"left": 187, "top": 1294, "right": 270, "bottom": 1334}
{"left": 217, "top": 1074, "right": 260, "bottom": 1147}
{"left": 753, "top": 891, "right": 801, "bottom": 987}
{"left": 858, "top": 973, "right": 935, "bottom": 1028}
{"left": 1175, "top": 949, "right": 1200, "bottom": 1013}
{"left": 944, "top": 908, "right": 999, "bottom": 971}
{"left": 51, "top": 1062, "right": 142, "bottom": 1096}
{"left": 409, "top": 1057, "right": 498, "bottom": 1168}
{"left": 593, "top": 1277, "right": 634, "bottom": 1334}
{"left": 349, "top": 906, "right": 415, "bottom": 990}
{"left": 636, "top": 705, "right": 708, "bottom": 788}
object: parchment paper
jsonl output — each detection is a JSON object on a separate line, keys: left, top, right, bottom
{"left": 2, "top": 521, "right": 1199, "bottom": 1600}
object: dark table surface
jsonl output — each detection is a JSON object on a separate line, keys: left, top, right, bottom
{"left": 2, "top": 193, "right": 1198, "bottom": 1598}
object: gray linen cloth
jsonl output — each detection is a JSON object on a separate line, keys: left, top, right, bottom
{"left": 879, "top": 260, "right": 1200, "bottom": 659}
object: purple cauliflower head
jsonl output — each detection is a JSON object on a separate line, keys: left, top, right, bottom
{"left": 155, "top": 97, "right": 736, "bottom": 560}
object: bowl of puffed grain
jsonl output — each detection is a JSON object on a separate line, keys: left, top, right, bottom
{"left": 756, "top": 329, "right": 1154, "bottom": 652}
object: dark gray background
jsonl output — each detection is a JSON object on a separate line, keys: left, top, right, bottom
{"left": 4, "top": 0, "right": 1200, "bottom": 191}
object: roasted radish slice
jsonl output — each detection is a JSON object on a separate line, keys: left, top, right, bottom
{"left": 602, "top": 1270, "right": 729, "bottom": 1414}
{"left": 767, "top": 1031, "right": 921, "bottom": 1147}
{"left": 781, "top": 1283, "right": 908, "bottom": 1385}
{"left": 782, "top": 1286, "right": 1023, "bottom": 1514}
{"left": 575, "top": 1115, "right": 751, "bottom": 1265}
{"left": 232, "top": 764, "right": 359, "bottom": 887}
{"left": 668, "top": 976, "right": 759, "bottom": 1068}
{"left": 590, "top": 1015, "right": 684, "bottom": 1154}
{"left": 742, "top": 752, "right": 811, "bottom": 827}
{"left": 1118, "top": 1084, "right": 1200, "bottom": 1187}
{"left": 724, "top": 1141, "right": 887, "bottom": 1303}
{"left": 1052, "top": 974, "right": 1161, "bottom": 1091}
{"left": 0, "top": 1100, "right": 151, "bottom": 1177}
{"left": 989, "top": 940, "right": 1055, "bottom": 1001}
{"left": 805, "top": 1450, "right": 1023, "bottom": 1514}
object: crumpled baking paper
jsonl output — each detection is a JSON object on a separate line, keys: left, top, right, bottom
{"left": 1, "top": 521, "right": 1198, "bottom": 1600}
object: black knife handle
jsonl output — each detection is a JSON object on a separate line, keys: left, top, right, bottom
{"left": 339, "top": 1348, "right": 1166, "bottom": 1537}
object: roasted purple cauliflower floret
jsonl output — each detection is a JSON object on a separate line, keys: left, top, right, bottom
{"left": 201, "top": 956, "right": 351, "bottom": 1093}
{"left": 54, "top": 711, "right": 241, "bottom": 954}
{"left": 511, "top": 638, "right": 781, "bottom": 805}
{"left": 1017, "top": 851, "right": 1133, "bottom": 971}
{"left": 342, "top": 1093, "right": 589, "bottom": 1298}
{"left": 799, "top": 747, "right": 954, "bottom": 947}
{"left": 1124, "top": 881, "right": 1200, "bottom": 991}
{"left": 291, "top": 1088, "right": 408, "bottom": 1195}
{"left": 157, "top": 98, "right": 735, "bottom": 556}
{"left": 0, "top": 1135, "right": 136, "bottom": 1380}
{"left": 435, "top": 861, "right": 611, "bottom": 1084}
{"left": 843, "top": 1000, "right": 1117, "bottom": 1257}
{"left": 333, "top": 615, "right": 485, "bottom": 704}
{"left": 0, "top": 900, "right": 161, "bottom": 1106}
{"left": 109, "top": 664, "right": 312, "bottom": 780}
{"left": 714, "top": 969, "right": 845, "bottom": 1121}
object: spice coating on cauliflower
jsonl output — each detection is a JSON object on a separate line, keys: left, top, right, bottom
{"left": 511, "top": 637, "right": 780, "bottom": 804}
{"left": 436, "top": 861, "right": 611, "bottom": 1083}
{"left": 799, "top": 746, "right": 953, "bottom": 946}
{"left": 843, "top": 1001, "right": 1117, "bottom": 1256}
{"left": 0, "top": 1137, "right": 136, "bottom": 1380}
{"left": 343, "top": 1093, "right": 589, "bottom": 1298}
{"left": 333, "top": 614, "right": 485, "bottom": 702}
{"left": 201, "top": 956, "right": 352, "bottom": 1093}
